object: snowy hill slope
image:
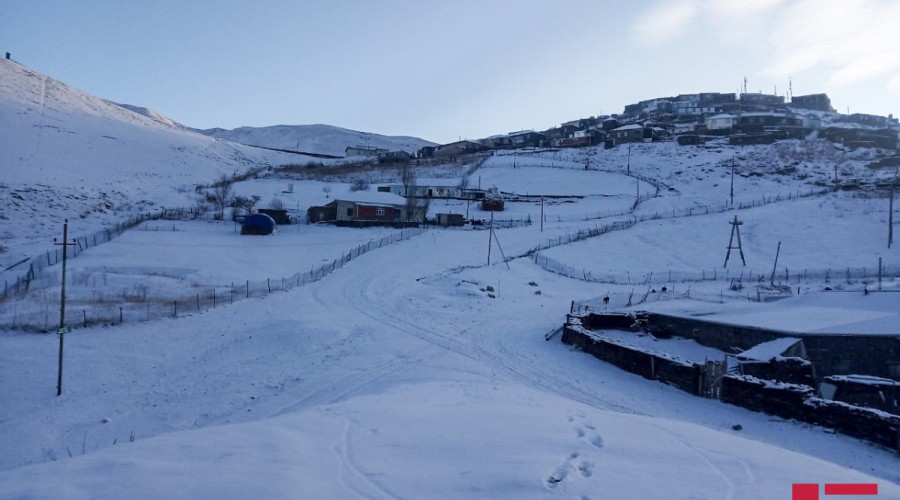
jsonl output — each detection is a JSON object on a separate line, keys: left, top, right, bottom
{"left": 197, "top": 123, "right": 435, "bottom": 157}
{"left": 0, "top": 58, "right": 308, "bottom": 268}
{"left": 108, "top": 102, "right": 186, "bottom": 130}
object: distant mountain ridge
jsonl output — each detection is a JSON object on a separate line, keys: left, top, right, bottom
{"left": 196, "top": 124, "right": 436, "bottom": 157}
{"left": 109, "top": 102, "right": 186, "bottom": 130}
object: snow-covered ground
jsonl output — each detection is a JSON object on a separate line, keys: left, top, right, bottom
{"left": 1, "top": 61, "right": 899, "bottom": 498}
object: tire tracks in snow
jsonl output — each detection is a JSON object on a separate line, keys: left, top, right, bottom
{"left": 332, "top": 416, "right": 403, "bottom": 500}
{"left": 307, "top": 238, "right": 645, "bottom": 417}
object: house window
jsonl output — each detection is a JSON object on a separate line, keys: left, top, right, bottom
{"left": 376, "top": 207, "right": 385, "bottom": 217}
{"left": 346, "top": 207, "right": 353, "bottom": 217}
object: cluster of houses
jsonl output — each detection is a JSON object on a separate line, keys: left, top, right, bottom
{"left": 413, "top": 91, "right": 900, "bottom": 158}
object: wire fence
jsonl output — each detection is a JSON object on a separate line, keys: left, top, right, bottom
{"left": 0, "top": 228, "right": 425, "bottom": 332}
{"left": 471, "top": 217, "right": 533, "bottom": 230}
{"left": 0, "top": 206, "right": 214, "bottom": 303}
{"left": 525, "top": 185, "right": 831, "bottom": 259}
{"left": 537, "top": 251, "right": 899, "bottom": 288}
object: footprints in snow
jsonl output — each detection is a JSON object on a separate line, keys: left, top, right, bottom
{"left": 545, "top": 414, "right": 604, "bottom": 491}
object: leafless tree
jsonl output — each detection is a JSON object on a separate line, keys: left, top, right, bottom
{"left": 350, "top": 178, "right": 370, "bottom": 191}
{"left": 211, "top": 175, "right": 234, "bottom": 220}
{"left": 400, "top": 163, "right": 418, "bottom": 222}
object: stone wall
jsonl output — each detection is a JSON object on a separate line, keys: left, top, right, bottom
{"left": 564, "top": 314, "right": 900, "bottom": 452}
{"left": 562, "top": 321, "right": 701, "bottom": 395}
{"left": 721, "top": 375, "right": 900, "bottom": 451}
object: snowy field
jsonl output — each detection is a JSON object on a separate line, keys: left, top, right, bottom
{"left": 541, "top": 192, "right": 897, "bottom": 282}
{"left": 2, "top": 59, "right": 899, "bottom": 498}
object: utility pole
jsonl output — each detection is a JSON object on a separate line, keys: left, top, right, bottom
{"left": 626, "top": 142, "right": 632, "bottom": 175}
{"left": 540, "top": 195, "right": 544, "bottom": 232}
{"left": 730, "top": 154, "right": 735, "bottom": 206}
{"left": 487, "top": 209, "right": 494, "bottom": 265}
{"left": 889, "top": 186, "right": 894, "bottom": 249}
{"left": 54, "top": 219, "right": 76, "bottom": 396}
{"left": 724, "top": 215, "right": 746, "bottom": 267}
{"left": 769, "top": 241, "right": 782, "bottom": 287}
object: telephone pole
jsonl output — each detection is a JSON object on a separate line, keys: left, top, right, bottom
{"left": 889, "top": 186, "right": 894, "bottom": 249}
{"left": 626, "top": 142, "right": 632, "bottom": 175}
{"left": 487, "top": 209, "right": 494, "bottom": 265}
{"left": 54, "top": 219, "right": 76, "bottom": 396}
{"left": 730, "top": 155, "right": 735, "bottom": 206}
{"left": 540, "top": 195, "right": 544, "bottom": 232}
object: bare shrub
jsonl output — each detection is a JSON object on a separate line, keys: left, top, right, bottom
{"left": 350, "top": 178, "right": 369, "bottom": 191}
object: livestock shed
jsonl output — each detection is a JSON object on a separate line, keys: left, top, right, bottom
{"left": 436, "top": 213, "right": 465, "bottom": 227}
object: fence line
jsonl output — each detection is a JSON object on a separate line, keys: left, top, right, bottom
{"left": 525, "top": 185, "right": 831, "bottom": 260}
{"left": 0, "top": 228, "right": 425, "bottom": 332}
{"left": 0, "top": 206, "right": 214, "bottom": 303}
{"left": 538, "top": 252, "right": 899, "bottom": 287}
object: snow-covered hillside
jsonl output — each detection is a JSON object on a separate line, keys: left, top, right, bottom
{"left": 0, "top": 58, "right": 316, "bottom": 268}
{"left": 1, "top": 61, "right": 898, "bottom": 499}
{"left": 197, "top": 124, "right": 435, "bottom": 157}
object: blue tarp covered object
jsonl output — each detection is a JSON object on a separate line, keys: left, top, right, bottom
{"left": 241, "top": 213, "right": 276, "bottom": 235}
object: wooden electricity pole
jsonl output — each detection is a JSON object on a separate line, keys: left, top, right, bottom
{"left": 730, "top": 155, "right": 735, "bottom": 206}
{"left": 487, "top": 209, "right": 494, "bottom": 265}
{"left": 54, "top": 219, "right": 76, "bottom": 396}
{"left": 626, "top": 142, "right": 632, "bottom": 175}
{"left": 889, "top": 187, "right": 894, "bottom": 249}
{"left": 540, "top": 195, "right": 544, "bottom": 232}
{"left": 724, "top": 215, "right": 746, "bottom": 267}
{"left": 769, "top": 241, "right": 782, "bottom": 287}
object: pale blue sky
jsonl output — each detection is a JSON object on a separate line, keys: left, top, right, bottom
{"left": 3, "top": 0, "right": 899, "bottom": 143}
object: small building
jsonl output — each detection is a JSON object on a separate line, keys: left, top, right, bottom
{"left": 508, "top": 130, "right": 546, "bottom": 148}
{"left": 608, "top": 124, "right": 645, "bottom": 145}
{"left": 479, "top": 135, "right": 513, "bottom": 150}
{"left": 791, "top": 93, "right": 833, "bottom": 112}
{"left": 378, "top": 181, "right": 461, "bottom": 198}
{"left": 737, "top": 112, "right": 803, "bottom": 131}
{"left": 307, "top": 204, "right": 337, "bottom": 224}
{"left": 706, "top": 113, "right": 737, "bottom": 131}
{"left": 377, "top": 150, "right": 412, "bottom": 163}
{"left": 842, "top": 113, "right": 891, "bottom": 128}
{"left": 434, "top": 140, "right": 484, "bottom": 158}
{"left": 345, "top": 145, "right": 388, "bottom": 158}
{"left": 601, "top": 117, "right": 620, "bottom": 131}
{"left": 821, "top": 127, "right": 898, "bottom": 150}
{"left": 416, "top": 146, "right": 436, "bottom": 159}
{"left": 436, "top": 213, "right": 465, "bottom": 227}
{"left": 739, "top": 93, "right": 785, "bottom": 109}
{"left": 257, "top": 208, "right": 291, "bottom": 225}
{"left": 307, "top": 192, "right": 415, "bottom": 226}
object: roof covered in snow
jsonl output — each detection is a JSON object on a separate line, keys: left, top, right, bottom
{"left": 632, "top": 292, "right": 900, "bottom": 336}
{"left": 737, "top": 337, "right": 803, "bottom": 361}
{"left": 334, "top": 191, "right": 407, "bottom": 206}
